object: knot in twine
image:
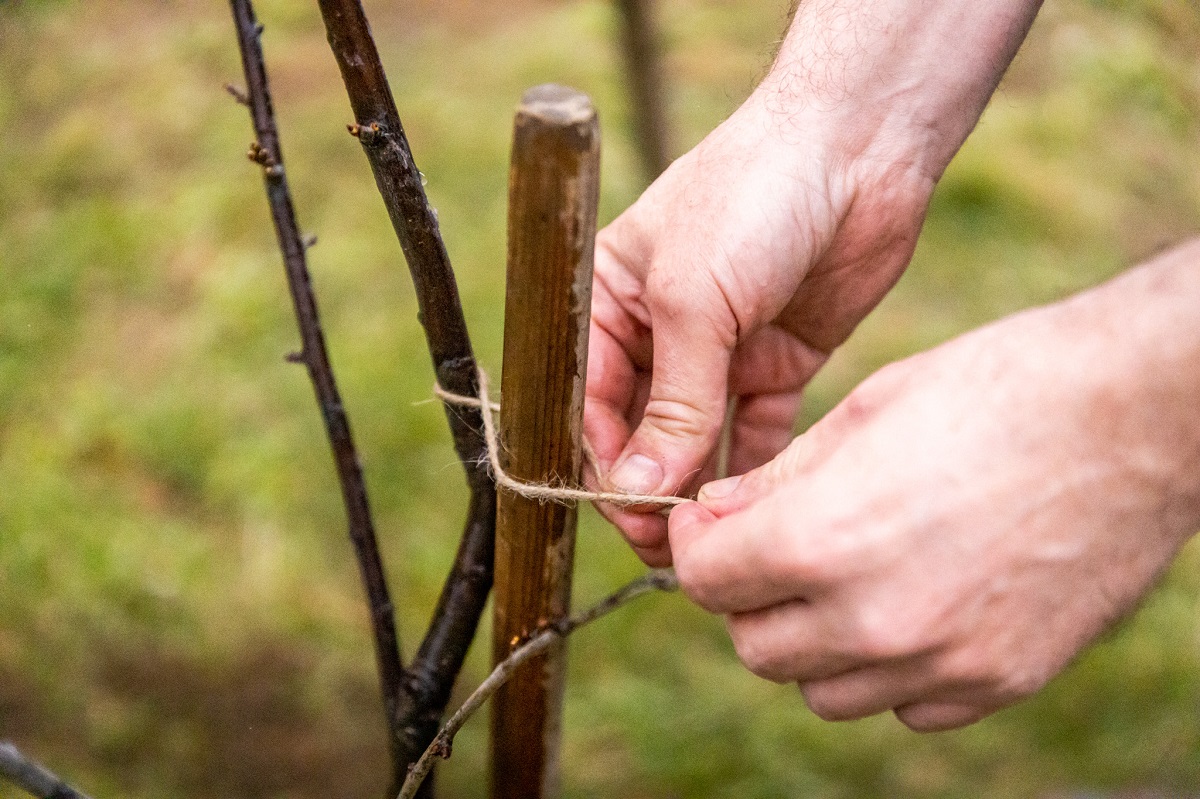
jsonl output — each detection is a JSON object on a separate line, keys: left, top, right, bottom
{"left": 434, "top": 369, "right": 688, "bottom": 509}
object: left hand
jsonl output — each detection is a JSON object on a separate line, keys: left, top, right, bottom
{"left": 669, "top": 248, "right": 1200, "bottom": 730}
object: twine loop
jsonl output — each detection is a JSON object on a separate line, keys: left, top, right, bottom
{"left": 434, "top": 369, "right": 688, "bottom": 509}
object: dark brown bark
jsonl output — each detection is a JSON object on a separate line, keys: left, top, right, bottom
{"left": 228, "top": 0, "right": 407, "bottom": 782}
{"left": 489, "top": 84, "right": 601, "bottom": 799}
{"left": 615, "top": 0, "right": 672, "bottom": 182}
{"left": 311, "top": 1, "right": 496, "bottom": 795}
{"left": 0, "top": 742, "right": 95, "bottom": 799}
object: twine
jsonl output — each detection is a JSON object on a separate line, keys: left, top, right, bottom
{"left": 434, "top": 369, "right": 689, "bottom": 509}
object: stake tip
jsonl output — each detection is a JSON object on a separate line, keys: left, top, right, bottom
{"left": 517, "top": 83, "right": 596, "bottom": 127}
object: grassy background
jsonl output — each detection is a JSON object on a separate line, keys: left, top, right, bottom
{"left": 1, "top": 0, "right": 1199, "bottom": 796}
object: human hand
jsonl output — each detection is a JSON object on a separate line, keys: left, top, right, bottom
{"left": 583, "top": 95, "right": 935, "bottom": 564}
{"left": 585, "top": 0, "right": 1044, "bottom": 565}
{"left": 669, "top": 249, "right": 1200, "bottom": 730}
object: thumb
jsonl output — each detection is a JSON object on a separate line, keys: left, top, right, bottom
{"left": 695, "top": 430, "right": 817, "bottom": 516}
{"left": 607, "top": 294, "right": 735, "bottom": 500}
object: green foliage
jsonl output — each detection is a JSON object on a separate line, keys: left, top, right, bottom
{"left": 0, "top": 1, "right": 1198, "bottom": 797}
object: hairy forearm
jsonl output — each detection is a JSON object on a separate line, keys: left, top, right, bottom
{"left": 756, "top": 0, "right": 1044, "bottom": 177}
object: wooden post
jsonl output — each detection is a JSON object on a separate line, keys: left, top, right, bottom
{"left": 490, "top": 84, "right": 601, "bottom": 799}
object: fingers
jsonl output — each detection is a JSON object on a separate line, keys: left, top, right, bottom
{"left": 723, "top": 325, "right": 827, "bottom": 474}
{"left": 801, "top": 672, "right": 996, "bottom": 729}
{"left": 724, "top": 600, "right": 992, "bottom": 726}
{"left": 798, "top": 660, "right": 934, "bottom": 722}
{"left": 893, "top": 702, "right": 990, "bottom": 732}
{"left": 726, "top": 392, "right": 802, "bottom": 476}
{"left": 670, "top": 495, "right": 827, "bottom": 613}
{"left": 725, "top": 600, "right": 852, "bottom": 684}
{"left": 726, "top": 601, "right": 999, "bottom": 728}
{"left": 606, "top": 291, "right": 734, "bottom": 501}
{"left": 586, "top": 230, "right": 738, "bottom": 559}
{"left": 585, "top": 261, "right": 673, "bottom": 557}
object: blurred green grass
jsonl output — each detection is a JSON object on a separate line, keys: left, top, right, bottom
{"left": 1, "top": 0, "right": 1199, "bottom": 797}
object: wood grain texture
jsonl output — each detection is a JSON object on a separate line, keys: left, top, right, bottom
{"left": 490, "top": 84, "right": 601, "bottom": 799}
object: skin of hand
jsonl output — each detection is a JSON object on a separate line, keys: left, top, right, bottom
{"left": 584, "top": 0, "right": 1044, "bottom": 564}
{"left": 668, "top": 242, "right": 1200, "bottom": 731}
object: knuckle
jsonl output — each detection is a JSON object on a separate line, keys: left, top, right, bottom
{"left": 943, "top": 648, "right": 1051, "bottom": 705}
{"left": 849, "top": 606, "right": 928, "bottom": 662}
{"left": 640, "top": 396, "right": 719, "bottom": 444}
{"left": 778, "top": 539, "right": 826, "bottom": 588}
{"left": 896, "top": 703, "right": 985, "bottom": 734}
{"left": 828, "top": 362, "right": 907, "bottom": 428}
{"left": 799, "top": 684, "right": 855, "bottom": 722}
{"left": 728, "top": 619, "right": 792, "bottom": 683}
{"left": 644, "top": 272, "right": 705, "bottom": 319}
{"left": 644, "top": 272, "right": 739, "bottom": 346}
{"left": 831, "top": 384, "right": 885, "bottom": 428}
{"left": 672, "top": 550, "right": 720, "bottom": 612}
{"left": 994, "top": 665, "right": 1050, "bottom": 704}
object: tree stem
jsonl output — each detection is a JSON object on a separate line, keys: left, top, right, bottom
{"left": 0, "top": 742, "right": 95, "bottom": 799}
{"left": 229, "top": 0, "right": 407, "bottom": 779}
{"left": 312, "top": 1, "right": 497, "bottom": 794}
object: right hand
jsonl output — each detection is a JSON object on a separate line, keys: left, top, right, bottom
{"left": 584, "top": 91, "right": 937, "bottom": 564}
{"left": 584, "top": 0, "right": 1045, "bottom": 565}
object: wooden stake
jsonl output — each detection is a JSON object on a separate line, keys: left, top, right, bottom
{"left": 490, "top": 84, "right": 601, "bottom": 799}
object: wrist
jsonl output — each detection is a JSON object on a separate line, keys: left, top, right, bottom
{"left": 751, "top": 0, "right": 1044, "bottom": 181}
{"left": 1043, "top": 243, "right": 1200, "bottom": 548}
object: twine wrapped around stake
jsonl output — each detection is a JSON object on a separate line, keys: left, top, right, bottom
{"left": 434, "top": 368, "right": 689, "bottom": 508}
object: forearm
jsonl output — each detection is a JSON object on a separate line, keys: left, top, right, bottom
{"left": 753, "top": 0, "right": 1045, "bottom": 178}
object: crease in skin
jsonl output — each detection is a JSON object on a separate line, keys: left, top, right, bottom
{"left": 728, "top": 325, "right": 827, "bottom": 393}
{"left": 590, "top": 266, "right": 652, "bottom": 368}
{"left": 589, "top": 318, "right": 644, "bottom": 407}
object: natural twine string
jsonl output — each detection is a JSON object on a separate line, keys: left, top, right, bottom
{"left": 434, "top": 368, "right": 688, "bottom": 508}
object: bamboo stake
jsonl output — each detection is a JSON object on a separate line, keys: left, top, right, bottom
{"left": 490, "top": 84, "right": 601, "bottom": 799}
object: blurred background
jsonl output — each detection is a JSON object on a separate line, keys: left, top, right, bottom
{"left": 2, "top": 0, "right": 1199, "bottom": 796}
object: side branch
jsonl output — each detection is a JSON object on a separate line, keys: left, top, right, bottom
{"left": 0, "top": 742, "right": 95, "bottom": 799}
{"left": 314, "top": 0, "right": 497, "bottom": 790}
{"left": 228, "top": 0, "right": 405, "bottom": 768}
{"left": 398, "top": 570, "right": 681, "bottom": 799}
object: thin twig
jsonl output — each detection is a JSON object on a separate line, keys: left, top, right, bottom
{"left": 313, "top": 1, "right": 497, "bottom": 792}
{"left": 0, "top": 742, "right": 95, "bottom": 799}
{"left": 228, "top": 0, "right": 406, "bottom": 770}
{"left": 397, "top": 570, "right": 681, "bottom": 799}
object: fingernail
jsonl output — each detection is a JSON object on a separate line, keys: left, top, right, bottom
{"left": 610, "top": 454, "right": 664, "bottom": 494}
{"left": 698, "top": 474, "right": 742, "bottom": 502}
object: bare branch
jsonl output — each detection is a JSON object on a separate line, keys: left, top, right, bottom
{"left": 0, "top": 742, "right": 95, "bottom": 799}
{"left": 313, "top": 1, "right": 497, "bottom": 791}
{"left": 227, "top": 0, "right": 406, "bottom": 770}
{"left": 615, "top": 0, "right": 672, "bottom": 182}
{"left": 398, "top": 570, "right": 681, "bottom": 799}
